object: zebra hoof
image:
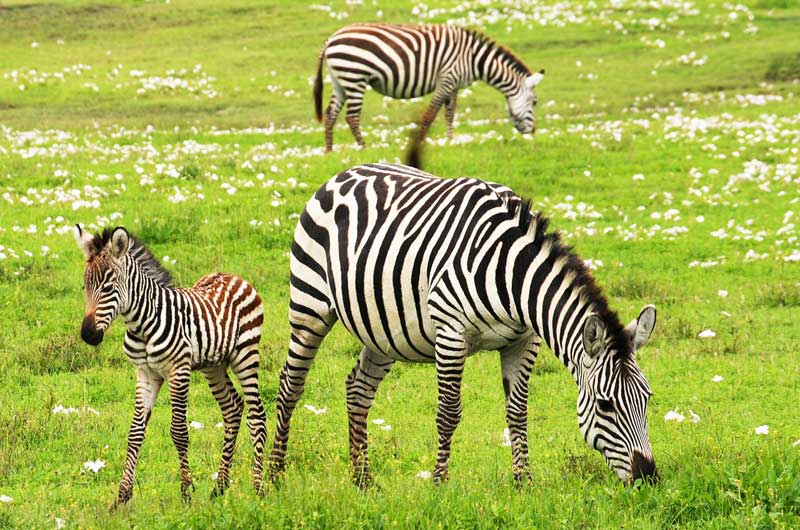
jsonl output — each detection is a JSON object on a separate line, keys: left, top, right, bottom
{"left": 352, "top": 473, "right": 378, "bottom": 491}
{"left": 432, "top": 470, "right": 449, "bottom": 486}
{"left": 513, "top": 471, "right": 533, "bottom": 489}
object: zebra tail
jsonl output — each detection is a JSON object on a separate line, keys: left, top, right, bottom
{"left": 314, "top": 50, "right": 324, "bottom": 123}
{"left": 405, "top": 127, "right": 425, "bottom": 169}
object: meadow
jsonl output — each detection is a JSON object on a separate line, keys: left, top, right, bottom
{"left": 1, "top": 0, "right": 799, "bottom": 528}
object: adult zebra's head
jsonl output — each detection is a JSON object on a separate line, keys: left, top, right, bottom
{"left": 75, "top": 225, "right": 131, "bottom": 346}
{"left": 578, "top": 305, "right": 658, "bottom": 484}
{"left": 506, "top": 69, "right": 544, "bottom": 134}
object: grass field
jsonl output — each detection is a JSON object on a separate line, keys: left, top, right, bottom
{"left": 1, "top": 0, "right": 799, "bottom": 528}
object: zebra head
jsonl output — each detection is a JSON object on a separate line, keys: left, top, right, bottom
{"left": 75, "top": 225, "right": 131, "bottom": 346}
{"left": 578, "top": 305, "right": 658, "bottom": 484}
{"left": 506, "top": 69, "right": 544, "bottom": 134}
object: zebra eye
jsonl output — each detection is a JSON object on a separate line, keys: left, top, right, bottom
{"left": 596, "top": 398, "right": 615, "bottom": 413}
{"left": 100, "top": 283, "right": 114, "bottom": 294}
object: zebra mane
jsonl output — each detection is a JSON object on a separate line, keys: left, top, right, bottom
{"left": 90, "top": 228, "right": 173, "bottom": 286}
{"left": 509, "top": 198, "right": 633, "bottom": 358}
{"left": 466, "top": 28, "right": 532, "bottom": 77}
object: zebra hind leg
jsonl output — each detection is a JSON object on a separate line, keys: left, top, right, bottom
{"left": 203, "top": 367, "right": 244, "bottom": 499}
{"left": 500, "top": 337, "right": 540, "bottom": 486}
{"left": 344, "top": 83, "right": 367, "bottom": 148}
{"left": 444, "top": 95, "right": 457, "bottom": 140}
{"left": 230, "top": 344, "right": 267, "bottom": 494}
{"left": 167, "top": 364, "right": 195, "bottom": 502}
{"left": 268, "top": 312, "right": 334, "bottom": 483}
{"left": 346, "top": 347, "right": 395, "bottom": 489}
{"left": 432, "top": 331, "right": 468, "bottom": 484}
{"left": 325, "top": 97, "right": 343, "bottom": 152}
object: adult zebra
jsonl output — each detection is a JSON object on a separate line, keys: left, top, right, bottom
{"left": 75, "top": 226, "right": 267, "bottom": 507}
{"left": 314, "top": 23, "right": 545, "bottom": 152}
{"left": 270, "top": 164, "right": 658, "bottom": 486}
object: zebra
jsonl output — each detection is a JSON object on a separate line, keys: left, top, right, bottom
{"left": 314, "top": 23, "right": 545, "bottom": 152}
{"left": 269, "top": 163, "right": 658, "bottom": 487}
{"left": 75, "top": 225, "right": 267, "bottom": 507}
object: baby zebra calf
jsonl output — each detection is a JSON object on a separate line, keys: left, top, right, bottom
{"left": 75, "top": 225, "right": 266, "bottom": 507}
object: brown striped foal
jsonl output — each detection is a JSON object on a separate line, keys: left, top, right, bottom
{"left": 75, "top": 225, "right": 266, "bottom": 507}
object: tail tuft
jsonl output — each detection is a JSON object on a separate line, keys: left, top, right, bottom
{"left": 405, "top": 128, "right": 425, "bottom": 169}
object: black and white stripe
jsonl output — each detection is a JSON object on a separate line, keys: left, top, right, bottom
{"left": 269, "top": 164, "right": 657, "bottom": 486}
{"left": 314, "top": 23, "right": 545, "bottom": 151}
{"left": 75, "top": 226, "right": 266, "bottom": 506}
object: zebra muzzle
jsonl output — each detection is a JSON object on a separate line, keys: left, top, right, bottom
{"left": 81, "top": 314, "right": 104, "bottom": 346}
{"left": 630, "top": 451, "right": 658, "bottom": 484}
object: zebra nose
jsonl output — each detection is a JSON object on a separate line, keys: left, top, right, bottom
{"left": 630, "top": 451, "right": 658, "bottom": 484}
{"left": 81, "top": 314, "right": 104, "bottom": 346}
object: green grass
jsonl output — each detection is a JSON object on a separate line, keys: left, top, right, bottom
{"left": 1, "top": 0, "right": 799, "bottom": 528}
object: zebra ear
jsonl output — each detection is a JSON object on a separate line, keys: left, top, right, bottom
{"left": 74, "top": 224, "right": 95, "bottom": 258}
{"left": 582, "top": 314, "right": 606, "bottom": 361}
{"left": 526, "top": 69, "right": 545, "bottom": 88}
{"left": 109, "top": 227, "right": 130, "bottom": 260}
{"left": 626, "top": 305, "right": 657, "bottom": 352}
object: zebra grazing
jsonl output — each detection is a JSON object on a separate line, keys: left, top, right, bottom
{"left": 269, "top": 164, "right": 658, "bottom": 487}
{"left": 75, "top": 226, "right": 267, "bottom": 507}
{"left": 314, "top": 23, "right": 545, "bottom": 151}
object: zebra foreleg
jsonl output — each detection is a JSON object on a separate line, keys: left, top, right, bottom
{"left": 230, "top": 346, "right": 268, "bottom": 494}
{"left": 112, "top": 368, "right": 163, "bottom": 510}
{"left": 167, "top": 365, "right": 194, "bottom": 502}
{"left": 500, "top": 337, "right": 540, "bottom": 486}
{"left": 346, "top": 347, "right": 395, "bottom": 489}
{"left": 203, "top": 367, "right": 244, "bottom": 499}
{"left": 432, "top": 333, "right": 467, "bottom": 484}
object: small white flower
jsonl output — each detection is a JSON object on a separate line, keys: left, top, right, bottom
{"left": 712, "top": 375, "right": 724, "bottom": 383}
{"left": 755, "top": 425, "right": 769, "bottom": 435}
{"left": 380, "top": 425, "right": 392, "bottom": 431}
{"left": 83, "top": 459, "right": 106, "bottom": 473}
{"left": 0, "top": 495, "right": 12, "bottom": 503}
{"left": 56, "top": 517, "right": 66, "bottom": 529}
{"left": 211, "top": 472, "right": 219, "bottom": 480}
{"left": 415, "top": 470, "right": 432, "bottom": 479}
{"left": 632, "top": 173, "right": 645, "bottom": 181}
{"left": 793, "top": 439, "right": 800, "bottom": 447}
{"left": 52, "top": 404, "right": 77, "bottom": 415}
{"left": 216, "top": 422, "right": 224, "bottom": 428}
{"left": 371, "top": 418, "right": 385, "bottom": 425}
{"left": 304, "top": 404, "right": 327, "bottom": 415}
{"left": 698, "top": 329, "right": 716, "bottom": 339}
{"left": 688, "top": 410, "right": 701, "bottom": 424}
{"left": 717, "top": 290, "right": 728, "bottom": 298}
{"left": 502, "top": 427, "right": 512, "bottom": 446}
{"left": 664, "top": 409, "right": 685, "bottom": 423}
{"left": 583, "top": 170, "right": 591, "bottom": 177}
{"left": 189, "top": 421, "right": 203, "bottom": 429}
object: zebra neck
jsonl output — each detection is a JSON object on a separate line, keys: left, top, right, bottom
{"left": 473, "top": 44, "right": 525, "bottom": 98}
{"left": 120, "top": 261, "right": 179, "bottom": 340}
{"left": 517, "top": 260, "right": 591, "bottom": 384}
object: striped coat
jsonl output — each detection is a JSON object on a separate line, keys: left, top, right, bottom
{"left": 314, "top": 23, "right": 545, "bottom": 151}
{"left": 76, "top": 226, "right": 267, "bottom": 507}
{"left": 269, "top": 164, "right": 658, "bottom": 487}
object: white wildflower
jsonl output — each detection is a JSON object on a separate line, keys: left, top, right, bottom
{"left": 304, "top": 404, "right": 327, "bottom": 415}
{"left": 189, "top": 421, "right": 203, "bottom": 429}
{"left": 83, "top": 459, "right": 106, "bottom": 473}
{"left": 755, "top": 425, "right": 769, "bottom": 435}
{"left": 0, "top": 495, "right": 12, "bottom": 503}
{"left": 698, "top": 329, "right": 716, "bottom": 339}
{"left": 502, "top": 427, "right": 512, "bottom": 446}
{"left": 416, "top": 470, "right": 432, "bottom": 479}
{"left": 664, "top": 409, "right": 685, "bottom": 423}
{"left": 712, "top": 375, "right": 724, "bottom": 383}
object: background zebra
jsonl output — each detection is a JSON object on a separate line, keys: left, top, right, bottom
{"left": 270, "top": 164, "right": 658, "bottom": 486}
{"left": 314, "top": 23, "right": 545, "bottom": 152}
{"left": 75, "top": 226, "right": 266, "bottom": 507}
